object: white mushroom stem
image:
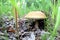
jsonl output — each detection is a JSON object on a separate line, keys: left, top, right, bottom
{"left": 35, "top": 21, "right": 39, "bottom": 29}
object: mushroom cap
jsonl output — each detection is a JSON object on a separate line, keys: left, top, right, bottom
{"left": 24, "top": 11, "right": 47, "bottom": 19}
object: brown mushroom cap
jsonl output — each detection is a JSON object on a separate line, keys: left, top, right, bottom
{"left": 24, "top": 11, "right": 47, "bottom": 19}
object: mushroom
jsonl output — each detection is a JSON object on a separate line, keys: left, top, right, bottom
{"left": 24, "top": 11, "right": 47, "bottom": 30}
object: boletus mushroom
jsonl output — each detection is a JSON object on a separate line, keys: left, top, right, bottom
{"left": 24, "top": 11, "right": 47, "bottom": 30}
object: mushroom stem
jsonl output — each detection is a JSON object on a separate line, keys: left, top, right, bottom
{"left": 35, "top": 21, "right": 39, "bottom": 29}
